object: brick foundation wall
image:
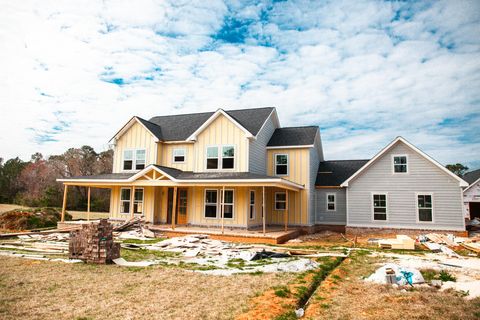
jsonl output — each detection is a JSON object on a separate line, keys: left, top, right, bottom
{"left": 345, "top": 226, "right": 468, "bottom": 237}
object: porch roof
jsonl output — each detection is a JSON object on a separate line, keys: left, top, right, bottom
{"left": 57, "top": 165, "right": 305, "bottom": 191}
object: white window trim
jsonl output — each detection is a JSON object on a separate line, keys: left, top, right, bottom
{"left": 274, "top": 154, "right": 289, "bottom": 176}
{"left": 221, "top": 189, "right": 235, "bottom": 220}
{"left": 416, "top": 192, "right": 435, "bottom": 223}
{"left": 249, "top": 190, "right": 256, "bottom": 220}
{"left": 203, "top": 189, "right": 219, "bottom": 219}
{"left": 205, "top": 145, "right": 236, "bottom": 171}
{"left": 274, "top": 191, "right": 287, "bottom": 211}
{"left": 326, "top": 193, "right": 336, "bottom": 212}
{"left": 122, "top": 148, "right": 147, "bottom": 172}
{"left": 120, "top": 187, "right": 131, "bottom": 214}
{"left": 371, "top": 192, "right": 388, "bottom": 222}
{"left": 392, "top": 154, "right": 408, "bottom": 174}
{"left": 172, "top": 148, "right": 186, "bottom": 164}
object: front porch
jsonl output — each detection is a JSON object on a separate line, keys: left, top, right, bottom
{"left": 57, "top": 165, "right": 308, "bottom": 243}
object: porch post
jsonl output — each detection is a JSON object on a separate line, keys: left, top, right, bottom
{"left": 87, "top": 187, "right": 91, "bottom": 221}
{"left": 61, "top": 185, "right": 68, "bottom": 222}
{"left": 221, "top": 186, "right": 225, "bottom": 234}
{"left": 130, "top": 186, "right": 135, "bottom": 219}
{"left": 262, "top": 186, "right": 266, "bottom": 236}
{"left": 284, "top": 189, "right": 288, "bottom": 232}
{"left": 172, "top": 187, "right": 178, "bottom": 230}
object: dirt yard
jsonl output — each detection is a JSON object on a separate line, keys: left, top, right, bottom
{"left": 0, "top": 256, "right": 294, "bottom": 320}
{"left": 0, "top": 203, "right": 109, "bottom": 221}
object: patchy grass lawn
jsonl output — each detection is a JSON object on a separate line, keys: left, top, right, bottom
{"left": 0, "top": 256, "right": 294, "bottom": 320}
{"left": 68, "top": 210, "right": 110, "bottom": 220}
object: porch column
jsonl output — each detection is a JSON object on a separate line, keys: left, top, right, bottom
{"left": 130, "top": 186, "right": 135, "bottom": 219}
{"left": 61, "top": 185, "right": 68, "bottom": 222}
{"left": 221, "top": 186, "right": 225, "bottom": 234}
{"left": 87, "top": 187, "right": 91, "bottom": 221}
{"left": 284, "top": 189, "right": 289, "bottom": 232}
{"left": 262, "top": 186, "right": 266, "bottom": 236}
{"left": 171, "top": 187, "right": 178, "bottom": 230}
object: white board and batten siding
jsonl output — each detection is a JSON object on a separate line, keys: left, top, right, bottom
{"left": 346, "top": 141, "right": 465, "bottom": 231}
{"left": 249, "top": 114, "right": 278, "bottom": 174}
{"left": 315, "top": 188, "right": 347, "bottom": 225}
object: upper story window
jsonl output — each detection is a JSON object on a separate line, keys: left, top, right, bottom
{"left": 206, "top": 145, "right": 235, "bottom": 170}
{"left": 393, "top": 155, "right": 408, "bottom": 173}
{"left": 275, "top": 154, "right": 288, "bottom": 176}
{"left": 326, "top": 193, "right": 336, "bottom": 211}
{"left": 123, "top": 149, "right": 146, "bottom": 171}
{"left": 173, "top": 148, "right": 186, "bottom": 163}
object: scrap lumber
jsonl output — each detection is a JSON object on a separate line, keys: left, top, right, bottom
{"left": 113, "top": 218, "right": 141, "bottom": 232}
{"left": 461, "top": 242, "right": 480, "bottom": 253}
{"left": 425, "top": 233, "right": 456, "bottom": 247}
{"left": 0, "top": 227, "right": 77, "bottom": 238}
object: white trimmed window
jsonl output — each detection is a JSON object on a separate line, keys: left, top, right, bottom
{"left": 204, "top": 189, "right": 218, "bottom": 218}
{"left": 123, "top": 149, "right": 146, "bottom": 171}
{"left": 275, "top": 192, "right": 286, "bottom": 210}
{"left": 206, "top": 146, "right": 219, "bottom": 169}
{"left": 206, "top": 145, "right": 235, "bottom": 170}
{"left": 173, "top": 148, "right": 186, "bottom": 163}
{"left": 373, "top": 194, "right": 387, "bottom": 221}
{"left": 222, "top": 146, "right": 235, "bottom": 169}
{"left": 275, "top": 154, "right": 288, "bottom": 176}
{"left": 393, "top": 155, "right": 407, "bottom": 173}
{"left": 120, "top": 188, "right": 131, "bottom": 214}
{"left": 249, "top": 190, "right": 255, "bottom": 220}
{"left": 417, "top": 194, "right": 433, "bottom": 222}
{"left": 222, "top": 190, "right": 234, "bottom": 219}
{"left": 326, "top": 193, "right": 336, "bottom": 211}
{"left": 134, "top": 188, "right": 144, "bottom": 214}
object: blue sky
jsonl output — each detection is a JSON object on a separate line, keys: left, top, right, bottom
{"left": 0, "top": 0, "right": 479, "bottom": 169}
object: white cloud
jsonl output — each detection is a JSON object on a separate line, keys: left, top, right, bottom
{"left": 0, "top": 0, "right": 479, "bottom": 169}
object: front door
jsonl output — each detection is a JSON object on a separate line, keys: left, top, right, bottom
{"left": 177, "top": 188, "right": 188, "bottom": 225}
{"left": 166, "top": 188, "right": 188, "bottom": 225}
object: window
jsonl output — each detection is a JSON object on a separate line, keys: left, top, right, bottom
{"left": 417, "top": 194, "right": 433, "bottom": 222}
{"left": 123, "top": 150, "right": 133, "bottom": 170}
{"left": 393, "top": 155, "right": 407, "bottom": 173}
{"left": 275, "top": 154, "right": 288, "bottom": 176}
{"left": 222, "top": 190, "right": 234, "bottom": 219}
{"left": 134, "top": 188, "right": 144, "bottom": 214}
{"left": 135, "top": 150, "right": 145, "bottom": 170}
{"left": 275, "top": 192, "right": 287, "bottom": 210}
{"left": 326, "top": 193, "right": 336, "bottom": 211}
{"left": 206, "top": 147, "right": 219, "bottom": 169}
{"left": 373, "top": 194, "right": 387, "bottom": 220}
{"left": 120, "top": 188, "right": 131, "bottom": 214}
{"left": 123, "top": 149, "right": 146, "bottom": 171}
{"left": 249, "top": 190, "right": 255, "bottom": 220}
{"left": 204, "top": 190, "right": 218, "bottom": 218}
{"left": 222, "top": 146, "right": 235, "bottom": 169}
{"left": 206, "top": 145, "right": 235, "bottom": 170}
{"left": 173, "top": 148, "right": 186, "bottom": 163}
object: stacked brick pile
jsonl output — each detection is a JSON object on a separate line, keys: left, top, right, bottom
{"left": 69, "top": 219, "right": 120, "bottom": 264}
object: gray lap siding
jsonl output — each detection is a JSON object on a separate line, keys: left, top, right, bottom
{"left": 346, "top": 143, "right": 465, "bottom": 231}
{"left": 315, "top": 188, "right": 347, "bottom": 225}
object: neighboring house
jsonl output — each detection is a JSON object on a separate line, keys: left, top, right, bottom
{"left": 463, "top": 169, "right": 480, "bottom": 220}
{"left": 58, "top": 108, "right": 469, "bottom": 235}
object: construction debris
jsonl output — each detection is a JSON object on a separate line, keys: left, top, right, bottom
{"left": 366, "top": 263, "right": 425, "bottom": 286}
{"left": 69, "top": 219, "right": 120, "bottom": 264}
{"left": 112, "top": 218, "right": 142, "bottom": 231}
{"left": 378, "top": 235, "right": 415, "bottom": 250}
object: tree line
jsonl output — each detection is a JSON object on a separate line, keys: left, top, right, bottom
{"left": 0, "top": 146, "right": 113, "bottom": 212}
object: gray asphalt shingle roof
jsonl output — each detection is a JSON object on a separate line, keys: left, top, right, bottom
{"left": 63, "top": 173, "right": 135, "bottom": 180}
{"left": 315, "top": 160, "right": 370, "bottom": 187}
{"left": 144, "top": 107, "right": 274, "bottom": 141}
{"left": 464, "top": 169, "right": 480, "bottom": 185}
{"left": 267, "top": 126, "right": 318, "bottom": 147}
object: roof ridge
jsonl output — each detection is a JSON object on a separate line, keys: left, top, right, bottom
{"left": 148, "top": 107, "right": 275, "bottom": 120}
{"left": 322, "top": 159, "right": 370, "bottom": 162}
{"left": 276, "top": 125, "right": 318, "bottom": 129}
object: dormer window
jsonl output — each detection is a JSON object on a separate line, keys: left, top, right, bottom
{"left": 173, "top": 148, "right": 186, "bottom": 163}
{"left": 123, "top": 149, "right": 146, "bottom": 171}
{"left": 393, "top": 155, "right": 407, "bottom": 173}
